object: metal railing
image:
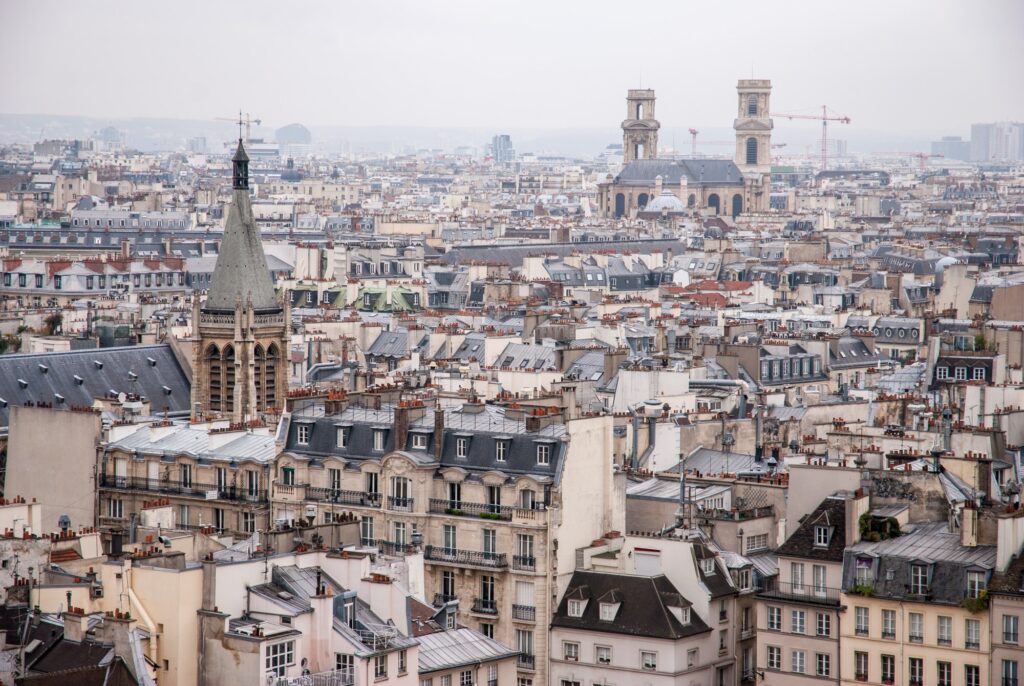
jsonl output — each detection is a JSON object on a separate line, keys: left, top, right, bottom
{"left": 99, "top": 474, "right": 267, "bottom": 502}
{"left": 387, "top": 495, "right": 414, "bottom": 512}
{"left": 755, "top": 581, "right": 841, "bottom": 606}
{"left": 274, "top": 668, "right": 354, "bottom": 686}
{"left": 369, "top": 539, "right": 414, "bottom": 556}
{"left": 513, "top": 555, "right": 536, "bottom": 571}
{"left": 433, "top": 593, "right": 457, "bottom": 606}
{"left": 428, "top": 498, "right": 512, "bottom": 520}
{"left": 424, "top": 546, "right": 508, "bottom": 569}
{"left": 512, "top": 604, "right": 536, "bottom": 621}
{"left": 696, "top": 505, "right": 774, "bottom": 521}
{"left": 471, "top": 597, "right": 498, "bottom": 615}
{"left": 517, "top": 655, "right": 535, "bottom": 670}
{"left": 305, "top": 486, "right": 380, "bottom": 507}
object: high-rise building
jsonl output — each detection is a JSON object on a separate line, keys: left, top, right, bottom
{"left": 491, "top": 134, "right": 516, "bottom": 164}
{"left": 970, "top": 122, "right": 1024, "bottom": 162}
{"left": 931, "top": 135, "right": 971, "bottom": 161}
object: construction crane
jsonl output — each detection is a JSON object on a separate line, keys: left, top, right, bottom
{"left": 689, "top": 128, "right": 786, "bottom": 157}
{"left": 214, "top": 112, "right": 262, "bottom": 143}
{"left": 877, "top": 152, "right": 945, "bottom": 171}
{"left": 771, "top": 106, "right": 850, "bottom": 171}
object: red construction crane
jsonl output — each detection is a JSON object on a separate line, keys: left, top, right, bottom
{"left": 878, "top": 152, "right": 945, "bottom": 171}
{"left": 771, "top": 106, "right": 850, "bottom": 171}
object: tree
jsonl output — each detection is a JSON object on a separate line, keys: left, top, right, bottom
{"left": 43, "top": 312, "right": 63, "bottom": 336}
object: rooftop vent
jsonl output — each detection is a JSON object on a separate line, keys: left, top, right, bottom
{"left": 147, "top": 357, "right": 157, "bottom": 367}
{"left": 162, "top": 386, "right": 172, "bottom": 395}
{"left": 73, "top": 375, "right": 84, "bottom": 385}
{"left": 54, "top": 394, "right": 64, "bottom": 404}
{"left": 94, "top": 360, "right": 103, "bottom": 369}
{"left": 38, "top": 364, "right": 48, "bottom": 374}
{"left": 128, "top": 371, "right": 137, "bottom": 381}
{"left": 17, "top": 379, "right": 27, "bottom": 389}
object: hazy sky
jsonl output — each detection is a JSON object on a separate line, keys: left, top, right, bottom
{"left": 2, "top": 0, "right": 1022, "bottom": 136}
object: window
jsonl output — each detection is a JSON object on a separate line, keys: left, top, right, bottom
{"left": 243, "top": 512, "right": 255, "bottom": 533}
{"left": 107, "top": 498, "right": 123, "bottom": 519}
{"left": 937, "top": 661, "right": 951, "bottom": 686}
{"left": 180, "top": 464, "right": 192, "bottom": 488}
{"left": 767, "top": 606, "right": 781, "bottom": 631}
{"left": 365, "top": 472, "right": 379, "bottom": 497}
{"left": 442, "top": 571, "right": 455, "bottom": 599}
{"left": 814, "top": 526, "right": 830, "bottom": 546}
{"left": 178, "top": 504, "right": 189, "bottom": 526}
{"left": 596, "top": 645, "right": 611, "bottom": 665}
{"left": 747, "top": 94, "right": 758, "bottom": 115}
{"left": 813, "top": 564, "right": 827, "bottom": 594}
{"left": 360, "top": 516, "right": 374, "bottom": 544}
{"left": 483, "top": 529, "right": 496, "bottom": 558}
{"left": 908, "top": 657, "right": 923, "bottom": 684}
{"left": 965, "top": 664, "right": 980, "bottom": 686}
{"left": 966, "top": 618, "right": 981, "bottom": 649}
{"left": 1003, "top": 660, "right": 1019, "bottom": 686}
{"left": 855, "top": 651, "right": 868, "bottom": 679}
{"left": 686, "top": 647, "right": 697, "bottom": 668}
{"left": 266, "top": 641, "right": 295, "bottom": 677}
{"left": 702, "top": 558, "right": 716, "bottom": 575}
{"left": 336, "top": 428, "right": 347, "bottom": 448}
{"left": 816, "top": 653, "right": 830, "bottom": 678}
{"left": 567, "top": 598, "right": 583, "bottom": 617}
{"left": 855, "top": 606, "right": 869, "bottom": 635}
{"left": 459, "top": 672, "right": 472, "bottom": 686}
{"left": 563, "top": 641, "right": 579, "bottom": 661}
{"left": 910, "top": 564, "right": 928, "bottom": 594}
{"left": 536, "top": 444, "right": 550, "bottom": 465}
{"left": 967, "top": 570, "right": 987, "bottom": 598}
{"left": 495, "top": 441, "right": 507, "bottom": 462}
{"left": 973, "top": 367, "right": 985, "bottom": 380}
{"left": 641, "top": 651, "right": 657, "bottom": 671}
{"left": 955, "top": 366, "right": 968, "bottom": 380}
{"left": 399, "top": 650, "right": 407, "bottom": 674}
{"left": 328, "top": 468, "right": 341, "bottom": 492}
{"left": 297, "top": 424, "right": 311, "bottom": 445}
{"left": 1004, "top": 614, "right": 1020, "bottom": 644}
{"left": 792, "top": 649, "right": 805, "bottom": 674}
{"left": 599, "top": 603, "right": 618, "bottom": 621}
{"left": 373, "top": 430, "right": 385, "bottom": 452}
{"left": 855, "top": 557, "right": 874, "bottom": 585}
{"left": 374, "top": 653, "right": 387, "bottom": 679}
{"left": 443, "top": 524, "right": 456, "bottom": 552}
{"left": 791, "top": 562, "right": 805, "bottom": 591}
{"left": 281, "top": 466, "right": 295, "bottom": 486}
{"left": 411, "top": 433, "right": 428, "bottom": 450}
{"left": 745, "top": 533, "right": 768, "bottom": 553}
{"left": 393, "top": 522, "right": 406, "bottom": 546}
{"left": 909, "top": 612, "right": 923, "bottom": 642}
{"left": 882, "top": 609, "right": 896, "bottom": 639}
{"left": 938, "top": 615, "right": 952, "bottom": 645}
{"left": 881, "top": 654, "right": 895, "bottom": 683}
{"left": 746, "top": 137, "right": 758, "bottom": 165}
{"left": 816, "top": 612, "right": 831, "bottom": 637}
{"left": 456, "top": 437, "right": 468, "bottom": 458}
{"left": 791, "top": 610, "right": 805, "bottom": 634}
{"left": 767, "top": 646, "right": 781, "bottom": 670}
{"left": 336, "top": 654, "right": 354, "bottom": 673}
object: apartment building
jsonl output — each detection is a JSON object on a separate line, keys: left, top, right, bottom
{"left": 275, "top": 396, "right": 621, "bottom": 686}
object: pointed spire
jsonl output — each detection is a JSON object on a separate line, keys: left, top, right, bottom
{"left": 232, "top": 139, "right": 249, "bottom": 190}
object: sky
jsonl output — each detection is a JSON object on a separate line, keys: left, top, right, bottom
{"left": 1, "top": 0, "right": 1022, "bottom": 139}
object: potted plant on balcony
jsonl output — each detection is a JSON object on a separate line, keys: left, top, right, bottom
{"left": 851, "top": 583, "right": 874, "bottom": 597}
{"left": 960, "top": 590, "right": 988, "bottom": 613}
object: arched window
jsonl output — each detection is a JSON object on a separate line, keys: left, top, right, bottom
{"left": 637, "top": 193, "right": 649, "bottom": 209}
{"left": 687, "top": 194, "right": 696, "bottom": 208}
{"left": 205, "top": 344, "right": 222, "bottom": 412}
{"left": 223, "top": 345, "right": 235, "bottom": 414}
{"left": 614, "top": 193, "right": 626, "bottom": 218}
{"left": 635, "top": 143, "right": 644, "bottom": 160}
{"left": 636, "top": 103, "right": 644, "bottom": 119}
{"left": 746, "top": 138, "right": 758, "bottom": 165}
{"left": 254, "top": 344, "right": 265, "bottom": 410}
{"left": 731, "top": 194, "right": 743, "bottom": 218}
{"left": 265, "top": 343, "right": 279, "bottom": 410}
{"left": 747, "top": 94, "right": 758, "bottom": 116}
{"left": 708, "top": 194, "right": 720, "bottom": 214}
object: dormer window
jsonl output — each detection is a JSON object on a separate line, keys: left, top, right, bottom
{"left": 412, "top": 433, "right": 428, "bottom": 450}
{"left": 336, "top": 428, "right": 347, "bottom": 449}
{"left": 668, "top": 605, "right": 691, "bottom": 625}
{"left": 599, "top": 602, "right": 619, "bottom": 621}
{"left": 567, "top": 599, "right": 585, "bottom": 618}
{"left": 495, "top": 440, "right": 508, "bottom": 462}
{"left": 537, "top": 444, "right": 551, "bottom": 465}
{"left": 814, "top": 526, "right": 831, "bottom": 547}
{"left": 456, "top": 437, "right": 468, "bottom": 458}
{"left": 967, "top": 570, "right": 987, "bottom": 599}
{"left": 373, "top": 430, "right": 385, "bottom": 452}
{"left": 701, "top": 558, "right": 716, "bottom": 575}
{"left": 910, "top": 564, "right": 928, "bottom": 595}
{"left": 296, "top": 424, "right": 311, "bottom": 445}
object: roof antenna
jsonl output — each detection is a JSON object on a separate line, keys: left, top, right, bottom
{"left": 237, "top": 109, "right": 244, "bottom": 142}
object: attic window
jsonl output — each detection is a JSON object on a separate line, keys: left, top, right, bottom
{"left": 701, "top": 558, "right": 716, "bottom": 575}
{"left": 567, "top": 599, "right": 585, "bottom": 618}
{"left": 814, "top": 526, "right": 831, "bottom": 547}
{"left": 598, "top": 602, "right": 619, "bottom": 621}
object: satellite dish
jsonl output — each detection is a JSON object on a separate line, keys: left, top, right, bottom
{"left": 117, "top": 392, "right": 127, "bottom": 404}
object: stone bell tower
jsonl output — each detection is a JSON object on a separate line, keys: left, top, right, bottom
{"left": 191, "top": 138, "right": 288, "bottom": 423}
{"left": 734, "top": 79, "right": 773, "bottom": 175}
{"left": 622, "top": 89, "right": 660, "bottom": 163}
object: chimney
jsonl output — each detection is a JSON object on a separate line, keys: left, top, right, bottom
{"left": 62, "top": 610, "right": 89, "bottom": 643}
{"left": 961, "top": 501, "right": 978, "bottom": 547}
{"left": 394, "top": 403, "right": 409, "bottom": 452}
{"left": 433, "top": 409, "right": 445, "bottom": 460}
{"left": 201, "top": 555, "right": 217, "bottom": 611}
{"left": 845, "top": 489, "right": 870, "bottom": 545}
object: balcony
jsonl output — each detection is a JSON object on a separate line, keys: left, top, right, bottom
{"left": 697, "top": 505, "right": 774, "bottom": 522}
{"left": 388, "top": 495, "right": 414, "bottom": 512}
{"left": 100, "top": 474, "right": 267, "bottom": 502}
{"left": 433, "top": 593, "right": 457, "bottom": 606}
{"left": 424, "top": 546, "right": 508, "bottom": 569}
{"left": 272, "top": 667, "right": 354, "bottom": 686}
{"left": 512, "top": 604, "right": 536, "bottom": 622}
{"left": 429, "top": 498, "right": 511, "bottom": 520}
{"left": 368, "top": 539, "right": 414, "bottom": 556}
{"left": 966, "top": 640, "right": 980, "bottom": 650}
{"left": 1004, "top": 633, "right": 1019, "bottom": 645}
{"left": 517, "top": 655, "right": 535, "bottom": 671}
{"left": 882, "top": 631, "right": 896, "bottom": 640}
{"left": 855, "top": 628, "right": 869, "bottom": 637}
{"left": 471, "top": 597, "right": 498, "bottom": 615}
{"left": 305, "top": 486, "right": 381, "bottom": 507}
{"left": 512, "top": 506, "right": 549, "bottom": 525}
{"left": 98, "top": 515, "right": 127, "bottom": 527}
{"left": 855, "top": 675, "right": 867, "bottom": 683}
{"left": 1004, "top": 679, "right": 1019, "bottom": 686}
{"left": 513, "top": 555, "right": 536, "bottom": 572}
{"left": 938, "top": 637, "right": 951, "bottom": 646}
{"left": 755, "top": 581, "right": 841, "bottom": 606}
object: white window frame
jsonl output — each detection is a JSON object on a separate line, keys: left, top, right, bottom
{"left": 265, "top": 640, "right": 295, "bottom": 677}
{"left": 536, "top": 443, "right": 551, "bottom": 465}
{"left": 767, "top": 646, "right": 781, "bottom": 670}
{"left": 768, "top": 606, "right": 781, "bottom": 631}
{"left": 297, "top": 424, "right": 311, "bottom": 445}
{"left": 640, "top": 650, "right": 657, "bottom": 671}
{"left": 792, "top": 649, "right": 805, "bottom": 674}
{"left": 791, "top": 610, "right": 805, "bottom": 635}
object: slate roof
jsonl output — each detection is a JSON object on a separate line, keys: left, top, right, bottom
{"left": 776, "top": 496, "right": 848, "bottom": 562}
{"left": 203, "top": 184, "right": 280, "bottom": 313}
{"left": 416, "top": 628, "right": 518, "bottom": 674}
{"left": 0, "top": 344, "right": 190, "bottom": 431}
{"left": 613, "top": 159, "right": 745, "bottom": 186}
{"left": 552, "top": 570, "right": 710, "bottom": 639}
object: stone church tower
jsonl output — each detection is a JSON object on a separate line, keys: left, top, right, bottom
{"left": 621, "top": 89, "right": 659, "bottom": 162}
{"left": 734, "top": 79, "right": 773, "bottom": 175}
{"left": 191, "top": 139, "right": 288, "bottom": 423}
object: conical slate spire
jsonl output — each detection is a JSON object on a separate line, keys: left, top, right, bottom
{"left": 204, "top": 142, "right": 278, "bottom": 313}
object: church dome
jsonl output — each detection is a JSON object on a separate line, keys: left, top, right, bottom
{"left": 644, "top": 190, "right": 686, "bottom": 213}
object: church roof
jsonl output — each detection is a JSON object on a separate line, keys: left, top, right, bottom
{"left": 614, "top": 159, "right": 745, "bottom": 186}
{"left": 203, "top": 188, "right": 280, "bottom": 313}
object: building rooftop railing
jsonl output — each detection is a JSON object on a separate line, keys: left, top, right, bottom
{"left": 755, "top": 581, "right": 841, "bottom": 606}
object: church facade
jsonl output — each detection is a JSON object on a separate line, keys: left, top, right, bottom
{"left": 598, "top": 79, "right": 774, "bottom": 218}
{"left": 191, "top": 139, "right": 288, "bottom": 423}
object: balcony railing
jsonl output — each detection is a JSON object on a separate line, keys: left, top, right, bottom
{"left": 517, "top": 655, "right": 535, "bottom": 671}
{"left": 368, "top": 539, "right": 414, "bottom": 556}
{"left": 429, "top": 498, "right": 512, "bottom": 520}
{"left": 966, "top": 640, "right": 980, "bottom": 650}
{"left": 273, "top": 667, "right": 354, "bottom": 686}
{"left": 387, "top": 495, "right": 414, "bottom": 512}
{"left": 512, "top": 604, "right": 536, "bottom": 621}
{"left": 305, "top": 486, "right": 381, "bottom": 507}
{"left": 882, "top": 630, "right": 896, "bottom": 640}
{"left": 424, "top": 546, "right": 508, "bottom": 569}
{"left": 1003, "top": 679, "right": 1019, "bottom": 686}
{"left": 756, "top": 581, "right": 841, "bottom": 606}
{"left": 100, "top": 474, "right": 267, "bottom": 502}
{"left": 697, "top": 505, "right": 774, "bottom": 521}
{"left": 513, "top": 555, "right": 536, "bottom": 572}
{"left": 433, "top": 593, "right": 457, "bottom": 606}
{"left": 1004, "top": 633, "right": 1019, "bottom": 644}
{"left": 471, "top": 597, "right": 498, "bottom": 615}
